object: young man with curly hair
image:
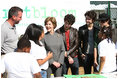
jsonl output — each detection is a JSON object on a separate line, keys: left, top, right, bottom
{"left": 78, "top": 10, "right": 99, "bottom": 74}
{"left": 56, "top": 14, "right": 79, "bottom": 75}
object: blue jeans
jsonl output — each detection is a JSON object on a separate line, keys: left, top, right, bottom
{"left": 62, "top": 57, "right": 79, "bottom": 75}
{"left": 40, "top": 70, "right": 47, "bottom": 78}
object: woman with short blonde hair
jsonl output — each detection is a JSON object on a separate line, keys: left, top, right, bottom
{"left": 44, "top": 17, "right": 57, "bottom": 29}
{"left": 42, "top": 17, "right": 65, "bottom": 78}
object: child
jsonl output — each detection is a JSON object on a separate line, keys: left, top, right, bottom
{"left": 23, "top": 23, "right": 53, "bottom": 78}
{"left": 1, "top": 37, "right": 41, "bottom": 78}
{"left": 98, "top": 26, "right": 117, "bottom": 74}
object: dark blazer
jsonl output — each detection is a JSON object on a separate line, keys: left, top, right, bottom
{"left": 78, "top": 24, "right": 99, "bottom": 55}
{"left": 56, "top": 25, "right": 79, "bottom": 58}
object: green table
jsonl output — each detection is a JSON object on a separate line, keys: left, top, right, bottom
{"left": 64, "top": 74, "right": 107, "bottom": 78}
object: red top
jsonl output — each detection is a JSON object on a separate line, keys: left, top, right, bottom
{"left": 65, "top": 30, "right": 70, "bottom": 51}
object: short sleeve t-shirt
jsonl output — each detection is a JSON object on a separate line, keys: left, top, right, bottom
{"left": 30, "top": 40, "right": 48, "bottom": 70}
{"left": 1, "top": 53, "right": 41, "bottom": 78}
{"left": 98, "top": 39, "right": 117, "bottom": 73}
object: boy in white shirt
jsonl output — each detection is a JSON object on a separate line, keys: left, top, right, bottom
{"left": 1, "top": 37, "right": 42, "bottom": 78}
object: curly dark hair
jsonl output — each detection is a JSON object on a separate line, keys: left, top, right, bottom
{"left": 64, "top": 14, "right": 75, "bottom": 25}
{"left": 101, "top": 26, "right": 112, "bottom": 43}
{"left": 84, "top": 10, "right": 97, "bottom": 22}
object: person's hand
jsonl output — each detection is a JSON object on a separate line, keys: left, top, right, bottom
{"left": 65, "top": 51, "right": 67, "bottom": 57}
{"left": 56, "top": 62, "right": 61, "bottom": 68}
{"left": 81, "top": 54, "right": 86, "bottom": 60}
{"left": 68, "top": 56, "right": 74, "bottom": 64}
{"left": 47, "top": 51, "right": 53, "bottom": 59}
{"left": 94, "top": 60, "right": 98, "bottom": 67}
{"left": 53, "top": 61, "right": 61, "bottom": 68}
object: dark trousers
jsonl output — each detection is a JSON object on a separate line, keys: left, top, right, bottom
{"left": 62, "top": 57, "right": 79, "bottom": 75}
{"left": 83, "top": 54, "right": 94, "bottom": 74}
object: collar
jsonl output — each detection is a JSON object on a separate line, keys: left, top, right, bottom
{"left": 6, "top": 21, "right": 16, "bottom": 29}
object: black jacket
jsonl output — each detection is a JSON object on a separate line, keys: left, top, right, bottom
{"left": 78, "top": 24, "right": 99, "bottom": 55}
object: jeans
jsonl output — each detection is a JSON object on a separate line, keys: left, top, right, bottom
{"left": 40, "top": 70, "right": 47, "bottom": 78}
{"left": 62, "top": 57, "right": 79, "bottom": 75}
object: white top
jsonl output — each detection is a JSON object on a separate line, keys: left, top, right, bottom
{"left": 98, "top": 39, "right": 117, "bottom": 73}
{"left": 1, "top": 52, "right": 41, "bottom": 78}
{"left": 30, "top": 40, "right": 48, "bottom": 70}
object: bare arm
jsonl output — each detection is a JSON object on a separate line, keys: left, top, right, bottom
{"left": 33, "top": 72, "right": 42, "bottom": 78}
{"left": 94, "top": 48, "right": 98, "bottom": 67}
{"left": 99, "top": 56, "right": 106, "bottom": 74}
{"left": 37, "top": 52, "right": 53, "bottom": 65}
